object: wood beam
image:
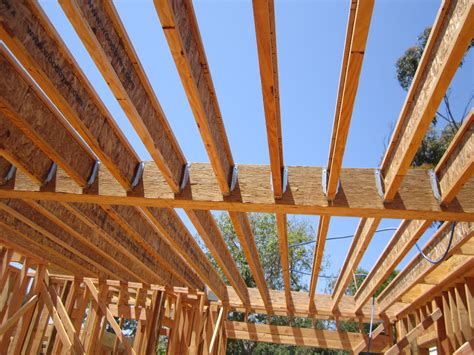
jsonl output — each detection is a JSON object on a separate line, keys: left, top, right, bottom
{"left": 0, "top": 294, "right": 38, "bottom": 336}
{"left": 377, "top": 222, "right": 474, "bottom": 313}
{"left": 225, "top": 321, "right": 389, "bottom": 352}
{"left": 0, "top": 201, "right": 110, "bottom": 278}
{"left": 353, "top": 322, "right": 385, "bottom": 354}
{"left": 330, "top": 217, "right": 380, "bottom": 311}
{"left": 309, "top": 0, "right": 374, "bottom": 304}
{"left": 154, "top": 0, "right": 234, "bottom": 195}
{"left": 252, "top": 0, "right": 283, "bottom": 198}
{"left": 84, "top": 279, "right": 135, "bottom": 355}
{"left": 60, "top": 0, "right": 243, "bottom": 301}
{"left": 380, "top": 0, "right": 474, "bottom": 201}
{"left": 354, "top": 114, "right": 474, "bottom": 311}
{"left": 223, "top": 285, "right": 404, "bottom": 322}
{"left": 455, "top": 339, "right": 474, "bottom": 355}
{"left": 228, "top": 211, "right": 271, "bottom": 309}
{"left": 208, "top": 307, "right": 224, "bottom": 354}
{"left": 436, "top": 109, "right": 473, "bottom": 205}
{"left": 2, "top": 163, "right": 472, "bottom": 220}
{"left": 386, "top": 308, "right": 442, "bottom": 355}
{"left": 186, "top": 210, "right": 249, "bottom": 304}
{"left": 0, "top": 114, "right": 52, "bottom": 185}
{"left": 308, "top": 215, "right": 330, "bottom": 306}
{"left": 0, "top": 45, "right": 96, "bottom": 187}
{"left": 326, "top": 0, "right": 374, "bottom": 200}
{"left": 59, "top": 0, "right": 186, "bottom": 192}
{"left": 144, "top": 207, "right": 227, "bottom": 300}
{"left": 396, "top": 256, "right": 474, "bottom": 319}
{"left": 0, "top": 0, "right": 140, "bottom": 190}
{"left": 0, "top": 45, "right": 204, "bottom": 291}
{"left": 42, "top": 281, "right": 85, "bottom": 354}
{"left": 154, "top": 0, "right": 269, "bottom": 307}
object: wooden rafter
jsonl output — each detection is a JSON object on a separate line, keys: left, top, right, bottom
{"left": 377, "top": 221, "right": 474, "bottom": 313}
{"left": 0, "top": 0, "right": 140, "bottom": 189}
{"left": 225, "top": 321, "right": 389, "bottom": 352}
{"left": 380, "top": 0, "right": 474, "bottom": 201}
{"left": 309, "top": 0, "right": 374, "bottom": 304}
{"left": 386, "top": 308, "right": 442, "bottom": 354}
{"left": 155, "top": 0, "right": 271, "bottom": 308}
{"left": 59, "top": 0, "right": 249, "bottom": 303}
{"left": 252, "top": 0, "right": 292, "bottom": 311}
{"left": 353, "top": 115, "right": 474, "bottom": 312}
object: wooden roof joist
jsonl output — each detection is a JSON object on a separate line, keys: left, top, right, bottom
{"left": 0, "top": 52, "right": 207, "bottom": 291}
{"left": 154, "top": 0, "right": 271, "bottom": 309}
{"left": 377, "top": 221, "right": 474, "bottom": 314}
{"left": 380, "top": 0, "right": 474, "bottom": 201}
{"left": 225, "top": 321, "right": 390, "bottom": 352}
{"left": 309, "top": 0, "right": 374, "bottom": 304}
{"left": 223, "top": 285, "right": 405, "bottom": 322}
{"left": 2, "top": 163, "right": 472, "bottom": 221}
{"left": 0, "top": 0, "right": 140, "bottom": 190}
{"left": 56, "top": 0, "right": 248, "bottom": 303}
{"left": 331, "top": 111, "right": 474, "bottom": 312}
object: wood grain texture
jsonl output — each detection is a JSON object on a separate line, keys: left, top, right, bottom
{"left": 377, "top": 222, "right": 474, "bottom": 313}
{"left": 353, "top": 219, "right": 431, "bottom": 312}
{"left": 252, "top": 0, "right": 283, "bottom": 198}
{"left": 0, "top": 46, "right": 95, "bottom": 187}
{"left": 223, "top": 285, "right": 405, "bottom": 322}
{"left": 145, "top": 206, "right": 227, "bottom": 300}
{"left": 308, "top": 215, "right": 330, "bottom": 306}
{"left": 225, "top": 321, "right": 389, "bottom": 352}
{"left": 381, "top": 0, "right": 474, "bottom": 200}
{"left": 59, "top": 0, "right": 186, "bottom": 192}
{"left": 386, "top": 308, "right": 442, "bottom": 355}
{"left": 2, "top": 163, "right": 473, "bottom": 220}
{"left": 354, "top": 114, "right": 474, "bottom": 311}
{"left": 436, "top": 110, "right": 474, "bottom": 205}
{"left": 154, "top": 0, "right": 234, "bottom": 195}
{"left": 0, "top": 0, "right": 139, "bottom": 189}
{"left": 326, "top": 0, "right": 374, "bottom": 199}
{"left": 0, "top": 113, "right": 52, "bottom": 185}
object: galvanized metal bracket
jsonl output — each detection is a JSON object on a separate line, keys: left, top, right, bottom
{"left": 131, "top": 161, "right": 144, "bottom": 189}
{"left": 374, "top": 169, "right": 385, "bottom": 198}
{"left": 180, "top": 162, "right": 191, "bottom": 191}
{"left": 43, "top": 163, "right": 57, "bottom": 186}
{"left": 282, "top": 166, "right": 289, "bottom": 194}
{"left": 86, "top": 160, "right": 101, "bottom": 188}
{"left": 428, "top": 169, "right": 441, "bottom": 202}
{"left": 230, "top": 165, "right": 238, "bottom": 192}
{"left": 322, "top": 168, "right": 328, "bottom": 196}
{"left": 1, "top": 165, "right": 16, "bottom": 185}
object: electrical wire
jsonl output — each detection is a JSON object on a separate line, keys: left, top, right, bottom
{"left": 415, "top": 222, "right": 456, "bottom": 265}
{"left": 367, "top": 296, "right": 375, "bottom": 354}
{"left": 289, "top": 227, "right": 398, "bottom": 248}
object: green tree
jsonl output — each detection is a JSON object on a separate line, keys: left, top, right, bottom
{"left": 205, "top": 213, "right": 336, "bottom": 354}
{"left": 394, "top": 27, "right": 472, "bottom": 167}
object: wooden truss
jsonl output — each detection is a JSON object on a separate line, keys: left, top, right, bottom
{"left": 0, "top": 0, "right": 473, "bottom": 353}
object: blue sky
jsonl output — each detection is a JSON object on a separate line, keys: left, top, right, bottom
{"left": 39, "top": 0, "right": 473, "bottom": 293}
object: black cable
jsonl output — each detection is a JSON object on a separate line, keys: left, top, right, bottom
{"left": 289, "top": 227, "right": 398, "bottom": 248}
{"left": 415, "top": 222, "right": 457, "bottom": 265}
